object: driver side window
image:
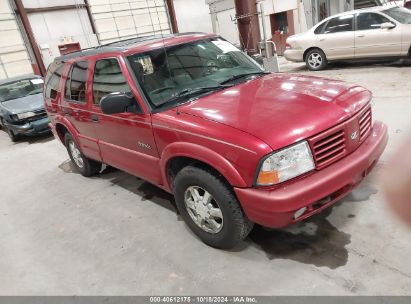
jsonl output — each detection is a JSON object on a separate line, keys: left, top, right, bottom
{"left": 92, "top": 58, "right": 131, "bottom": 106}
{"left": 65, "top": 61, "right": 88, "bottom": 103}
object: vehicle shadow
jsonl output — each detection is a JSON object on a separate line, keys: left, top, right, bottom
{"left": 97, "top": 165, "right": 180, "bottom": 217}
{"left": 327, "top": 59, "right": 411, "bottom": 70}
{"left": 10, "top": 131, "right": 54, "bottom": 145}
{"left": 59, "top": 159, "right": 367, "bottom": 268}
{"left": 282, "top": 58, "right": 411, "bottom": 73}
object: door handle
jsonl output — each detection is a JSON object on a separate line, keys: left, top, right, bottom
{"left": 319, "top": 38, "right": 325, "bottom": 42}
{"left": 90, "top": 114, "right": 99, "bottom": 123}
{"left": 357, "top": 34, "right": 365, "bottom": 38}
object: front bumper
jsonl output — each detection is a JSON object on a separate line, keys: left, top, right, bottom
{"left": 284, "top": 49, "right": 304, "bottom": 62}
{"left": 6, "top": 117, "right": 51, "bottom": 136}
{"left": 234, "top": 121, "right": 388, "bottom": 228}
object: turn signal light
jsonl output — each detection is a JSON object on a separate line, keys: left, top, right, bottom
{"left": 257, "top": 170, "right": 279, "bottom": 186}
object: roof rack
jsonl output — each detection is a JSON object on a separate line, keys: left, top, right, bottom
{"left": 54, "top": 32, "right": 208, "bottom": 62}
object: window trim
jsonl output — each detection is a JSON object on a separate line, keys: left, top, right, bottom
{"left": 64, "top": 60, "right": 89, "bottom": 104}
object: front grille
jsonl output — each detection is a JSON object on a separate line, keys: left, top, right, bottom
{"left": 359, "top": 107, "right": 372, "bottom": 141}
{"left": 308, "top": 105, "right": 372, "bottom": 170}
{"left": 312, "top": 129, "right": 346, "bottom": 168}
{"left": 26, "top": 110, "right": 48, "bottom": 123}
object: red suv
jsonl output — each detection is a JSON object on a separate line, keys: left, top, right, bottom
{"left": 44, "top": 33, "right": 388, "bottom": 249}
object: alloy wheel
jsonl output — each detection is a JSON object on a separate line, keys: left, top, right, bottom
{"left": 184, "top": 186, "right": 223, "bottom": 234}
{"left": 308, "top": 53, "right": 323, "bottom": 69}
{"left": 69, "top": 140, "right": 84, "bottom": 168}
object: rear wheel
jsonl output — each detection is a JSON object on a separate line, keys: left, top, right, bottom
{"left": 174, "top": 166, "right": 253, "bottom": 249}
{"left": 306, "top": 48, "right": 328, "bottom": 71}
{"left": 64, "top": 133, "right": 101, "bottom": 177}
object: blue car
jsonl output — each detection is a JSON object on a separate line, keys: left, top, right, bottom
{"left": 0, "top": 74, "right": 50, "bottom": 142}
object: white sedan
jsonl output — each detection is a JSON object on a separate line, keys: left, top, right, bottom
{"left": 284, "top": 6, "right": 411, "bottom": 70}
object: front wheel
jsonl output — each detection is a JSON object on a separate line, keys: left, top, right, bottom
{"left": 174, "top": 166, "right": 253, "bottom": 249}
{"left": 64, "top": 133, "right": 101, "bottom": 177}
{"left": 305, "top": 49, "right": 328, "bottom": 71}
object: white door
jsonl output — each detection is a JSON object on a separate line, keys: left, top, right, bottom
{"left": 316, "top": 14, "right": 355, "bottom": 60}
{"left": 355, "top": 12, "right": 402, "bottom": 58}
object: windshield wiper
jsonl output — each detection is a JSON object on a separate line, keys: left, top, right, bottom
{"left": 156, "top": 85, "right": 231, "bottom": 109}
{"left": 220, "top": 71, "right": 269, "bottom": 85}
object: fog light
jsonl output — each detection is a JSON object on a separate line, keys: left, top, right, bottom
{"left": 294, "top": 207, "right": 307, "bottom": 220}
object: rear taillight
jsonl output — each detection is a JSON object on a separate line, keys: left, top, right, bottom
{"left": 285, "top": 43, "right": 291, "bottom": 49}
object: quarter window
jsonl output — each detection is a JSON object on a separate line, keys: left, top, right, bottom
{"left": 44, "top": 62, "right": 64, "bottom": 99}
{"left": 92, "top": 58, "right": 131, "bottom": 106}
{"left": 357, "top": 13, "right": 391, "bottom": 30}
{"left": 314, "top": 21, "right": 327, "bottom": 34}
{"left": 323, "top": 15, "right": 354, "bottom": 34}
{"left": 65, "top": 61, "right": 88, "bottom": 103}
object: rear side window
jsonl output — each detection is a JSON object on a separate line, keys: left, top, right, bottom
{"left": 44, "top": 62, "right": 64, "bottom": 99}
{"left": 323, "top": 15, "right": 354, "bottom": 34}
{"left": 314, "top": 21, "right": 327, "bottom": 34}
{"left": 357, "top": 13, "right": 391, "bottom": 30}
{"left": 65, "top": 61, "right": 88, "bottom": 103}
{"left": 92, "top": 58, "right": 131, "bottom": 106}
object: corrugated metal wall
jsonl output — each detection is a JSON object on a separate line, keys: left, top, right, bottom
{"left": 0, "top": 0, "right": 33, "bottom": 80}
{"left": 89, "top": 0, "right": 171, "bottom": 44}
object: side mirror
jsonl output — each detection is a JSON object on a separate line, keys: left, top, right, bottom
{"left": 380, "top": 22, "right": 395, "bottom": 30}
{"left": 100, "top": 92, "right": 135, "bottom": 114}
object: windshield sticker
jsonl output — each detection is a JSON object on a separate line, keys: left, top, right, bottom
{"left": 30, "top": 79, "right": 44, "bottom": 85}
{"left": 212, "top": 41, "right": 239, "bottom": 53}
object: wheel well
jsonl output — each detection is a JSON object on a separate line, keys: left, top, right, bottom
{"left": 55, "top": 123, "right": 69, "bottom": 143}
{"left": 167, "top": 156, "right": 230, "bottom": 191}
{"left": 303, "top": 47, "right": 322, "bottom": 62}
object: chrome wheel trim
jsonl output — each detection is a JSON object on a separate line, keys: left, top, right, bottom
{"left": 69, "top": 140, "right": 84, "bottom": 168}
{"left": 308, "top": 53, "right": 323, "bottom": 69}
{"left": 184, "top": 186, "right": 223, "bottom": 234}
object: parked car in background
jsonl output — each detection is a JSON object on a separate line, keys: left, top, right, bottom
{"left": 285, "top": 6, "right": 411, "bottom": 70}
{"left": 0, "top": 75, "right": 49, "bottom": 141}
{"left": 45, "top": 33, "right": 387, "bottom": 249}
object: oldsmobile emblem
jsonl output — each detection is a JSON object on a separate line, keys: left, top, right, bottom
{"left": 351, "top": 131, "right": 359, "bottom": 140}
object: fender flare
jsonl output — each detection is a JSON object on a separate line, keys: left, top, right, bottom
{"left": 160, "top": 142, "right": 248, "bottom": 191}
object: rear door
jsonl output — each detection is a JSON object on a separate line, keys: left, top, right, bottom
{"left": 354, "top": 12, "right": 402, "bottom": 58}
{"left": 60, "top": 60, "right": 101, "bottom": 161}
{"left": 316, "top": 14, "right": 355, "bottom": 60}
{"left": 89, "top": 56, "right": 162, "bottom": 185}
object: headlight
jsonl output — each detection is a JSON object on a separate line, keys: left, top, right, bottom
{"left": 16, "top": 112, "right": 36, "bottom": 120}
{"left": 256, "top": 141, "right": 315, "bottom": 186}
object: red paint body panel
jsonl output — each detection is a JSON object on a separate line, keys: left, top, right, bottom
{"left": 235, "top": 122, "right": 388, "bottom": 228}
{"left": 45, "top": 33, "right": 388, "bottom": 229}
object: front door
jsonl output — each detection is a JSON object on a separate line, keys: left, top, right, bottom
{"left": 316, "top": 14, "right": 355, "bottom": 60}
{"left": 89, "top": 56, "right": 162, "bottom": 185}
{"left": 355, "top": 12, "right": 402, "bottom": 58}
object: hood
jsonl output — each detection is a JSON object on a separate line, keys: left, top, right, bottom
{"left": 178, "top": 74, "right": 371, "bottom": 150}
{"left": 0, "top": 93, "right": 44, "bottom": 114}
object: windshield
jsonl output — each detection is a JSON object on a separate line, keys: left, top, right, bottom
{"left": 127, "top": 37, "right": 265, "bottom": 110}
{"left": 383, "top": 7, "right": 411, "bottom": 24}
{"left": 0, "top": 78, "right": 44, "bottom": 103}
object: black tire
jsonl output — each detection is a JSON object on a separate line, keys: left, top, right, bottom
{"left": 174, "top": 166, "right": 253, "bottom": 249}
{"left": 305, "top": 48, "right": 328, "bottom": 71}
{"left": 5, "top": 126, "right": 19, "bottom": 142}
{"left": 64, "top": 133, "right": 101, "bottom": 177}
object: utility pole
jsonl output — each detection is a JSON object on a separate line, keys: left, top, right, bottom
{"left": 234, "top": 0, "right": 261, "bottom": 55}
